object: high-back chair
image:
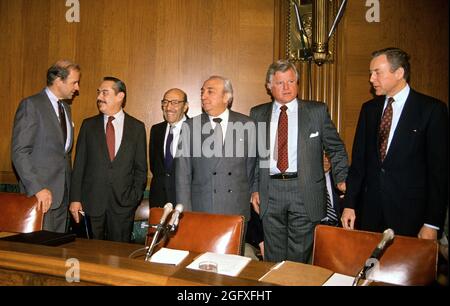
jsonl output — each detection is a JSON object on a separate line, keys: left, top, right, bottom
{"left": 147, "top": 207, "right": 244, "bottom": 255}
{"left": 0, "top": 192, "right": 43, "bottom": 233}
{"left": 312, "top": 225, "right": 438, "bottom": 286}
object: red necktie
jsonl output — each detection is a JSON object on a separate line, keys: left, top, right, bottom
{"left": 106, "top": 116, "right": 115, "bottom": 161}
{"left": 277, "top": 105, "right": 288, "bottom": 173}
{"left": 379, "top": 97, "right": 394, "bottom": 162}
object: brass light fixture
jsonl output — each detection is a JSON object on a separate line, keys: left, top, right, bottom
{"left": 287, "top": 0, "right": 347, "bottom": 66}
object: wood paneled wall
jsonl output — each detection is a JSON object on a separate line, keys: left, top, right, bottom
{"left": 1, "top": 0, "right": 448, "bottom": 184}
{"left": 0, "top": 0, "right": 275, "bottom": 184}
{"left": 339, "top": 0, "right": 449, "bottom": 158}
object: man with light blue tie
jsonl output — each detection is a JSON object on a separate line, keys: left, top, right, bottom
{"left": 12, "top": 60, "right": 81, "bottom": 232}
{"left": 250, "top": 60, "right": 348, "bottom": 263}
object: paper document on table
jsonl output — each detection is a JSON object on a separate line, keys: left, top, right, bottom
{"left": 186, "top": 252, "right": 251, "bottom": 277}
{"left": 149, "top": 247, "right": 189, "bottom": 265}
{"left": 322, "top": 273, "right": 355, "bottom": 286}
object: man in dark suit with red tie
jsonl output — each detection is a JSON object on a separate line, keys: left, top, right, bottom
{"left": 69, "top": 77, "right": 147, "bottom": 242}
{"left": 342, "top": 48, "right": 448, "bottom": 240}
{"left": 149, "top": 88, "right": 188, "bottom": 207}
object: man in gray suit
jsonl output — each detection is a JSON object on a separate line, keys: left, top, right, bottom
{"left": 176, "top": 76, "right": 256, "bottom": 225}
{"left": 11, "top": 60, "right": 81, "bottom": 232}
{"left": 250, "top": 60, "right": 348, "bottom": 263}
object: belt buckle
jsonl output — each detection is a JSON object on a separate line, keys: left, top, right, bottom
{"left": 281, "top": 173, "right": 288, "bottom": 180}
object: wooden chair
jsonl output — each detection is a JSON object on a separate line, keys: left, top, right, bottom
{"left": 0, "top": 192, "right": 43, "bottom": 233}
{"left": 312, "top": 224, "right": 438, "bottom": 286}
{"left": 147, "top": 208, "right": 244, "bottom": 255}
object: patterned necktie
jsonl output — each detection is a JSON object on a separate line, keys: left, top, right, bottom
{"left": 326, "top": 187, "right": 338, "bottom": 224}
{"left": 213, "top": 118, "right": 223, "bottom": 156}
{"left": 379, "top": 97, "right": 394, "bottom": 162}
{"left": 58, "top": 100, "right": 67, "bottom": 145}
{"left": 277, "top": 105, "right": 288, "bottom": 173}
{"left": 106, "top": 116, "right": 115, "bottom": 161}
{"left": 164, "top": 125, "right": 174, "bottom": 170}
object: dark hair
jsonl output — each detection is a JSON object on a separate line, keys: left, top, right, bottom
{"left": 103, "top": 76, "right": 127, "bottom": 106}
{"left": 47, "top": 60, "right": 80, "bottom": 86}
{"left": 372, "top": 47, "right": 410, "bottom": 83}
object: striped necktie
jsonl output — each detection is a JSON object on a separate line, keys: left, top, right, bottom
{"left": 326, "top": 188, "right": 338, "bottom": 224}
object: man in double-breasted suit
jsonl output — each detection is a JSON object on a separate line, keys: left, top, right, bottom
{"left": 12, "top": 60, "right": 81, "bottom": 233}
{"left": 175, "top": 76, "right": 256, "bottom": 223}
{"left": 342, "top": 48, "right": 448, "bottom": 239}
{"left": 149, "top": 88, "right": 188, "bottom": 207}
{"left": 250, "top": 60, "right": 348, "bottom": 263}
{"left": 70, "top": 77, "right": 147, "bottom": 242}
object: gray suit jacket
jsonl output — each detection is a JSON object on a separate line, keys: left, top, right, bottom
{"left": 11, "top": 90, "right": 73, "bottom": 209}
{"left": 175, "top": 111, "right": 256, "bottom": 221}
{"left": 250, "top": 100, "right": 348, "bottom": 222}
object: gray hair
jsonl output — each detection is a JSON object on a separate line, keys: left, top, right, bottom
{"left": 207, "top": 75, "right": 234, "bottom": 107}
{"left": 266, "top": 59, "right": 299, "bottom": 86}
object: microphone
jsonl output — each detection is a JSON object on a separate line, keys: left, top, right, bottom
{"left": 352, "top": 228, "right": 395, "bottom": 286}
{"left": 145, "top": 203, "right": 173, "bottom": 261}
{"left": 166, "top": 203, "right": 184, "bottom": 232}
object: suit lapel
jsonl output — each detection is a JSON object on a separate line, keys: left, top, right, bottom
{"left": 95, "top": 114, "right": 111, "bottom": 164}
{"left": 40, "top": 91, "right": 66, "bottom": 149}
{"left": 298, "top": 100, "right": 312, "bottom": 172}
{"left": 156, "top": 123, "right": 166, "bottom": 168}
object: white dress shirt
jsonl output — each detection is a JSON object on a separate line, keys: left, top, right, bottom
{"left": 164, "top": 115, "right": 187, "bottom": 157}
{"left": 270, "top": 99, "right": 298, "bottom": 174}
{"left": 208, "top": 108, "right": 230, "bottom": 143}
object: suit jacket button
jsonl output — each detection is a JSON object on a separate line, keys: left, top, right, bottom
{"left": 228, "top": 172, "right": 232, "bottom": 175}
{"left": 165, "top": 173, "right": 171, "bottom": 177}
{"left": 228, "top": 189, "right": 232, "bottom": 193}
{"left": 214, "top": 189, "right": 217, "bottom": 193}
{"left": 213, "top": 172, "right": 217, "bottom": 175}
{"left": 381, "top": 168, "right": 385, "bottom": 173}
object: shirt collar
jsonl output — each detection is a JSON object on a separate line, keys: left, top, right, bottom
{"left": 45, "top": 87, "right": 59, "bottom": 105}
{"left": 167, "top": 115, "right": 187, "bottom": 131}
{"left": 274, "top": 98, "right": 298, "bottom": 112}
{"left": 209, "top": 108, "right": 229, "bottom": 123}
{"left": 388, "top": 84, "right": 410, "bottom": 106}
{"left": 104, "top": 108, "right": 125, "bottom": 122}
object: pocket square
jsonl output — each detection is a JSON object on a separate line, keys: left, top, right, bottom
{"left": 309, "top": 131, "right": 319, "bottom": 138}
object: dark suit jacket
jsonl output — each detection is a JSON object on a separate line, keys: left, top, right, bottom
{"left": 344, "top": 89, "right": 449, "bottom": 236}
{"left": 149, "top": 121, "right": 176, "bottom": 207}
{"left": 12, "top": 90, "right": 73, "bottom": 209}
{"left": 70, "top": 113, "right": 147, "bottom": 216}
{"left": 250, "top": 100, "right": 348, "bottom": 222}
{"left": 175, "top": 111, "right": 256, "bottom": 221}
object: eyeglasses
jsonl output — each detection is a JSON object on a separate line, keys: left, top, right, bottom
{"left": 161, "top": 99, "right": 185, "bottom": 106}
{"left": 97, "top": 89, "right": 111, "bottom": 97}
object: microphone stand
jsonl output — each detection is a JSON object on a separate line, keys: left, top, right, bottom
{"left": 145, "top": 223, "right": 170, "bottom": 261}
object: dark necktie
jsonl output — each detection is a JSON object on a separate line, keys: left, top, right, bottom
{"left": 213, "top": 118, "right": 223, "bottom": 156}
{"left": 106, "top": 116, "right": 115, "bottom": 161}
{"left": 277, "top": 105, "right": 288, "bottom": 173}
{"left": 58, "top": 100, "right": 67, "bottom": 145}
{"left": 164, "top": 125, "right": 174, "bottom": 170}
{"left": 379, "top": 97, "right": 394, "bottom": 162}
{"left": 326, "top": 187, "right": 338, "bottom": 224}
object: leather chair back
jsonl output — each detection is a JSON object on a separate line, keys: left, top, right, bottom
{"left": 0, "top": 192, "right": 43, "bottom": 233}
{"left": 147, "top": 208, "right": 244, "bottom": 255}
{"left": 312, "top": 225, "right": 438, "bottom": 286}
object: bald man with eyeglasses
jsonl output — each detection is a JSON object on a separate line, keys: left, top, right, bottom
{"left": 149, "top": 88, "right": 189, "bottom": 207}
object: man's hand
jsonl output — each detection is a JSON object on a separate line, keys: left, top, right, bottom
{"left": 341, "top": 208, "right": 355, "bottom": 229}
{"left": 69, "top": 202, "right": 83, "bottom": 223}
{"left": 36, "top": 189, "right": 52, "bottom": 213}
{"left": 250, "top": 192, "right": 260, "bottom": 215}
{"left": 336, "top": 182, "right": 346, "bottom": 193}
{"left": 418, "top": 225, "right": 438, "bottom": 240}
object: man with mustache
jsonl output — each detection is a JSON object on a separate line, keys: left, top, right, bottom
{"left": 12, "top": 59, "right": 80, "bottom": 233}
{"left": 149, "top": 88, "right": 188, "bottom": 207}
{"left": 69, "top": 77, "right": 147, "bottom": 242}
